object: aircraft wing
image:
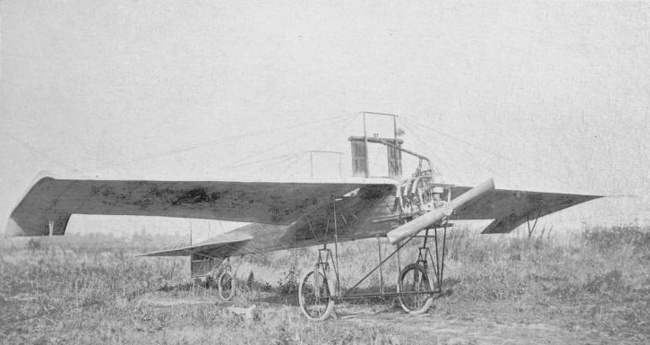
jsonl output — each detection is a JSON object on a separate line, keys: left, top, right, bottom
{"left": 139, "top": 230, "right": 253, "bottom": 257}
{"left": 6, "top": 176, "right": 385, "bottom": 237}
{"left": 448, "top": 187, "right": 601, "bottom": 234}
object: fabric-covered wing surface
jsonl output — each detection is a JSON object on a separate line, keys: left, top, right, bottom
{"left": 449, "top": 187, "right": 601, "bottom": 233}
{"left": 139, "top": 230, "right": 253, "bottom": 258}
{"left": 7, "top": 177, "right": 376, "bottom": 237}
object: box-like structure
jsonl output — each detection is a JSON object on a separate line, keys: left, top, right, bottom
{"left": 349, "top": 136, "right": 404, "bottom": 178}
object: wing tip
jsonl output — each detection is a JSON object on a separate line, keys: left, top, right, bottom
{"left": 5, "top": 217, "right": 26, "bottom": 237}
{"left": 8, "top": 172, "right": 58, "bottom": 219}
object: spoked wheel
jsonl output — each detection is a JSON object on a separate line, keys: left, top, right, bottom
{"left": 298, "top": 268, "right": 336, "bottom": 321}
{"left": 218, "top": 270, "right": 236, "bottom": 301}
{"left": 397, "top": 263, "right": 434, "bottom": 314}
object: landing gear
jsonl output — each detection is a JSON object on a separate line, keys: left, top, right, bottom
{"left": 298, "top": 267, "right": 336, "bottom": 321}
{"left": 297, "top": 185, "right": 451, "bottom": 321}
{"left": 298, "top": 224, "right": 449, "bottom": 320}
{"left": 397, "top": 227, "right": 443, "bottom": 314}
{"left": 216, "top": 261, "right": 253, "bottom": 301}
{"left": 397, "top": 263, "right": 434, "bottom": 314}
{"left": 218, "top": 268, "right": 235, "bottom": 301}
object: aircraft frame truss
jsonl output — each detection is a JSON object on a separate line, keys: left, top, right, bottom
{"left": 298, "top": 195, "right": 452, "bottom": 320}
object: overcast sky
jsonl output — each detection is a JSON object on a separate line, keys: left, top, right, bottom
{"left": 1, "top": 1, "right": 649, "bottom": 240}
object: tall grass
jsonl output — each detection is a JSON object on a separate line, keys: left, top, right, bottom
{"left": 1, "top": 224, "right": 649, "bottom": 343}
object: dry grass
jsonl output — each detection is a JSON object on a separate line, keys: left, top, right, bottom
{"left": 1, "top": 224, "right": 649, "bottom": 344}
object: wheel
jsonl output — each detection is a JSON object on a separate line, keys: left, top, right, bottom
{"left": 218, "top": 270, "right": 236, "bottom": 301}
{"left": 397, "top": 263, "right": 434, "bottom": 314}
{"left": 298, "top": 268, "right": 336, "bottom": 320}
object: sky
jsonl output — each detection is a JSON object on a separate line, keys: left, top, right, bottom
{"left": 1, "top": 1, "right": 649, "bottom": 241}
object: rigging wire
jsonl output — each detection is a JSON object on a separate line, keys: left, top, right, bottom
{"left": 4, "top": 113, "right": 357, "bottom": 180}
{"left": 401, "top": 117, "right": 595, "bottom": 194}
{"left": 245, "top": 147, "right": 308, "bottom": 179}
{"left": 283, "top": 154, "right": 312, "bottom": 181}
{"left": 213, "top": 122, "right": 333, "bottom": 175}
{"left": 291, "top": 113, "right": 359, "bottom": 179}
{"left": 92, "top": 114, "right": 352, "bottom": 171}
{"left": 225, "top": 130, "right": 344, "bottom": 178}
{"left": 222, "top": 153, "right": 302, "bottom": 173}
{"left": 2, "top": 131, "right": 82, "bottom": 173}
{"left": 245, "top": 113, "right": 359, "bottom": 180}
{"left": 404, "top": 119, "right": 510, "bottom": 183}
{"left": 399, "top": 120, "right": 453, "bottom": 176}
{"left": 216, "top": 115, "right": 350, "bottom": 174}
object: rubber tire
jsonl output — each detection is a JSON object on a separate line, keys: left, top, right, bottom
{"left": 298, "top": 268, "right": 336, "bottom": 321}
{"left": 218, "top": 270, "right": 236, "bottom": 301}
{"left": 397, "top": 263, "right": 434, "bottom": 314}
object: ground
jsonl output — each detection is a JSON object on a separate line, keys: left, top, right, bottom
{"left": 1, "top": 225, "right": 649, "bottom": 344}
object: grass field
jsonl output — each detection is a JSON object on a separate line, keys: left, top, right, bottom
{"left": 1, "top": 224, "right": 649, "bottom": 344}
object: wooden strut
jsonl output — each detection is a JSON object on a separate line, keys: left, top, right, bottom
{"left": 526, "top": 211, "right": 541, "bottom": 239}
{"left": 377, "top": 236, "right": 384, "bottom": 294}
{"left": 428, "top": 225, "right": 448, "bottom": 292}
{"left": 332, "top": 196, "right": 341, "bottom": 293}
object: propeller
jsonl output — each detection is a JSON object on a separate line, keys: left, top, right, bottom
{"left": 387, "top": 178, "right": 495, "bottom": 244}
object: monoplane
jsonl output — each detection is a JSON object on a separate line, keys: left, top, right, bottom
{"left": 6, "top": 113, "right": 600, "bottom": 320}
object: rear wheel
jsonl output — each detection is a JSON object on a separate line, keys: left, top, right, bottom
{"left": 298, "top": 268, "right": 335, "bottom": 320}
{"left": 218, "top": 270, "right": 235, "bottom": 301}
{"left": 397, "top": 263, "right": 434, "bottom": 314}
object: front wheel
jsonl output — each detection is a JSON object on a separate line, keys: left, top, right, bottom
{"left": 397, "top": 263, "right": 434, "bottom": 314}
{"left": 298, "top": 268, "right": 336, "bottom": 320}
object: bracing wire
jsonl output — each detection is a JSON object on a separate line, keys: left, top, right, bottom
{"left": 288, "top": 113, "right": 358, "bottom": 179}
{"left": 399, "top": 120, "right": 452, "bottom": 176}
{"left": 283, "top": 154, "right": 312, "bottom": 181}
{"left": 217, "top": 115, "right": 350, "bottom": 174}
{"left": 2, "top": 132, "right": 82, "bottom": 173}
{"left": 223, "top": 115, "right": 356, "bottom": 178}
{"left": 403, "top": 120, "right": 509, "bottom": 182}
{"left": 222, "top": 153, "right": 300, "bottom": 173}
{"left": 245, "top": 113, "right": 360, "bottom": 180}
{"left": 217, "top": 126, "right": 329, "bottom": 174}
{"left": 91, "top": 114, "right": 352, "bottom": 171}
{"left": 3, "top": 113, "right": 358, "bottom": 179}
{"left": 401, "top": 117, "right": 595, "bottom": 193}
{"left": 245, "top": 148, "right": 308, "bottom": 179}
